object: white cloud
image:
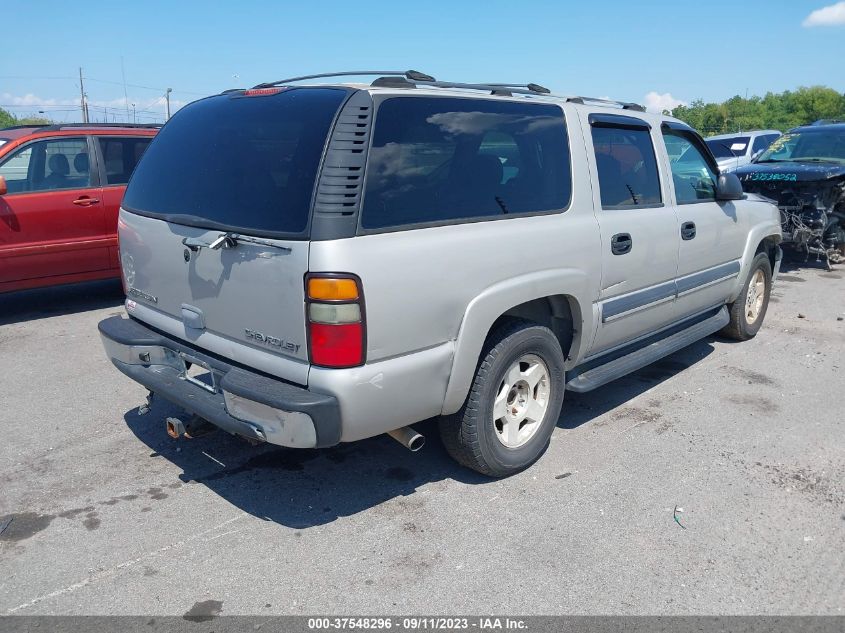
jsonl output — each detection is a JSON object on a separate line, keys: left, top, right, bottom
{"left": 643, "top": 91, "right": 687, "bottom": 114}
{"left": 803, "top": 2, "right": 845, "bottom": 26}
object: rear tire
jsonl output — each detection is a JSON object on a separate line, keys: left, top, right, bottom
{"left": 720, "top": 252, "right": 772, "bottom": 341}
{"left": 439, "top": 320, "right": 565, "bottom": 477}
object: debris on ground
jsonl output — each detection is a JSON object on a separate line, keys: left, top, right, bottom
{"left": 555, "top": 472, "right": 573, "bottom": 480}
{"left": 798, "top": 313, "right": 806, "bottom": 319}
{"left": 673, "top": 505, "right": 686, "bottom": 530}
{"left": 0, "top": 516, "right": 12, "bottom": 537}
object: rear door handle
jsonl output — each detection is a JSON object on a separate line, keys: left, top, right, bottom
{"left": 681, "top": 221, "right": 696, "bottom": 240}
{"left": 611, "top": 233, "right": 632, "bottom": 255}
{"left": 72, "top": 196, "right": 100, "bottom": 206}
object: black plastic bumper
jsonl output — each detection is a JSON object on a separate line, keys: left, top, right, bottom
{"left": 98, "top": 315, "right": 341, "bottom": 447}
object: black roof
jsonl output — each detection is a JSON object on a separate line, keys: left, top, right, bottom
{"left": 790, "top": 121, "right": 845, "bottom": 133}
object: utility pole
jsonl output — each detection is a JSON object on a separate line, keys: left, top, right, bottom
{"left": 131, "top": 103, "right": 136, "bottom": 124}
{"left": 165, "top": 88, "right": 172, "bottom": 121}
{"left": 78, "top": 67, "right": 89, "bottom": 123}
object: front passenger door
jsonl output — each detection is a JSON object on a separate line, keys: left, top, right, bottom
{"left": 0, "top": 136, "right": 107, "bottom": 288}
{"left": 662, "top": 125, "right": 747, "bottom": 320}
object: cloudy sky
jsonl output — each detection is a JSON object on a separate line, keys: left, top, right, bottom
{"left": 1, "top": 0, "right": 844, "bottom": 122}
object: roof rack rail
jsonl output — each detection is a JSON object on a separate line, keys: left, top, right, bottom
{"left": 566, "top": 96, "right": 646, "bottom": 112}
{"left": 486, "top": 83, "right": 551, "bottom": 95}
{"left": 36, "top": 122, "right": 163, "bottom": 131}
{"left": 364, "top": 76, "right": 551, "bottom": 97}
{"left": 0, "top": 124, "right": 50, "bottom": 131}
{"left": 253, "top": 70, "right": 435, "bottom": 89}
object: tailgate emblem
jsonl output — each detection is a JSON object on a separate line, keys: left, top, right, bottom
{"left": 127, "top": 287, "right": 158, "bottom": 304}
{"left": 244, "top": 328, "right": 301, "bottom": 353}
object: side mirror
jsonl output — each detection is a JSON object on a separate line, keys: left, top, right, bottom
{"left": 716, "top": 172, "right": 744, "bottom": 201}
{"left": 0, "top": 175, "right": 6, "bottom": 196}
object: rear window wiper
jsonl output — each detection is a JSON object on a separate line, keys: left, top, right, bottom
{"left": 182, "top": 232, "right": 292, "bottom": 253}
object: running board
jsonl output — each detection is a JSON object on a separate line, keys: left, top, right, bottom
{"left": 566, "top": 307, "right": 729, "bottom": 393}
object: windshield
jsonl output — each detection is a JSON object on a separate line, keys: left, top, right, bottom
{"left": 705, "top": 136, "right": 749, "bottom": 158}
{"left": 122, "top": 87, "right": 348, "bottom": 237}
{"left": 756, "top": 129, "right": 845, "bottom": 164}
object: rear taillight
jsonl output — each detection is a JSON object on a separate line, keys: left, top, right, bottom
{"left": 306, "top": 274, "right": 365, "bottom": 368}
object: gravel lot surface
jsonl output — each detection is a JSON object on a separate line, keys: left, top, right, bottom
{"left": 1, "top": 260, "right": 843, "bottom": 616}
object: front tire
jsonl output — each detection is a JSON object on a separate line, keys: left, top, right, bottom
{"left": 439, "top": 320, "right": 565, "bottom": 477}
{"left": 720, "top": 252, "right": 772, "bottom": 341}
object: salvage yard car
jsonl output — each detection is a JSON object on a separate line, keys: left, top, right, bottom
{"left": 735, "top": 121, "right": 845, "bottom": 267}
{"left": 98, "top": 71, "right": 782, "bottom": 476}
{"left": 0, "top": 123, "right": 158, "bottom": 293}
{"left": 705, "top": 130, "right": 781, "bottom": 173}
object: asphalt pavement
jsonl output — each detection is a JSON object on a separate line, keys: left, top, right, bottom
{"left": 1, "top": 260, "right": 843, "bottom": 615}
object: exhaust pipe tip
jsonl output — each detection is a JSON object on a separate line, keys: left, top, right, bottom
{"left": 387, "top": 426, "right": 425, "bottom": 452}
{"left": 407, "top": 434, "right": 425, "bottom": 452}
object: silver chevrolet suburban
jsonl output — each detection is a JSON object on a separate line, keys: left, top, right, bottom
{"left": 99, "top": 70, "right": 782, "bottom": 476}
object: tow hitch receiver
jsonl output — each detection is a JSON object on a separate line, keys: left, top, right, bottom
{"left": 165, "top": 415, "right": 217, "bottom": 439}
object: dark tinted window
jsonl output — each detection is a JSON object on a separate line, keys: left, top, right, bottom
{"left": 591, "top": 126, "right": 661, "bottom": 208}
{"left": 706, "top": 136, "right": 750, "bottom": 158}
{"left": 123, "top": 87, "right": 348, "bottom": 236}
{"left": 98, "top": 136, "right": 153, "bottom": 185}
{"left": 751, "top": 134, "right": 770, "bottom": 154}
{"left": 0, "top": 137, "right": 91, "bottom": 194}
{"left": 361, "top": 97, "right": 571, "bottom": 230}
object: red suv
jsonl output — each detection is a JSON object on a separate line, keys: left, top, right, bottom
{"left": 0, "top": 123, "right": 158, "bottom": 293}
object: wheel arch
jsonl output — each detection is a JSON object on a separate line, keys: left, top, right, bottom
{"left": 729, "top": 222, "right": 782, "bottom": 303}
{"left": 440, "top": 269, "right": 592, "bottom": 415}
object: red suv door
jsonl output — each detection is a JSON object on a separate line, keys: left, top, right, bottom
{"left": 0, "top": 135, "right": 108, "bottom": 291}
{"left": 95, "top": 134, "right": 155, "bottom": 270}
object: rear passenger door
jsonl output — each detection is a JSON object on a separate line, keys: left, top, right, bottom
{"left": 661, "top": 124, "right": 746, "bottom": 320}
{"left": 0, "top": 136, "right": 108, "bottom": 288}
{"left": 584, "top": 113, "right": 680, "bottom": 356}
{"left": 95, "top": 135, "right": 154, "bottom": 269}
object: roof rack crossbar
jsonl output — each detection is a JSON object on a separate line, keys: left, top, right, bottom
{"left": 567, "top": 96, "right": 646, "bottom": 112}
{"left": 253, "top": 70, "right": 435, "bottom": 89}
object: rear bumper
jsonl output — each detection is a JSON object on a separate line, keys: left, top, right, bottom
{"left": 98, "top": 316, "right": 341, "bottom": 448}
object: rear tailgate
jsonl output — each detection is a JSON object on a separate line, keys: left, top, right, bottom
{"left": 117, "top": 86, "right": 351, "bottom": 385}
{"left": 119, "top": 210, "right": 310, "bottom": 384}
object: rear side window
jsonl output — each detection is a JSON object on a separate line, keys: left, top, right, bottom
{"left": 361, "top": 97, "right": 571, "bottom": 230}
{"left": 123, "top": 87, "right": 348, "bottom": 236}
{"left": 98, "top": 136, "right": 153, "bottom": 185}
{"left": 591, "top": 125, "right": 661, "bottom": 208}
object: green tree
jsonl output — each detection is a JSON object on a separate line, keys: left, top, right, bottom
{"left": 0, "top": 107, "right": 16, "bottom": 128}
{"left": 16, "top": 116, "right": 51, "bottom": 125}
{"left": 670, "top": 86, "right": 845, "bottom": 136}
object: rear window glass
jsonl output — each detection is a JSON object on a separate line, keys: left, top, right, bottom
{"left": 122, "top": 87, "right": 347, "bottom": 236}
{"left": 361, "top": 97, "right": 571, "bottom": 230}
{"left": 706, "top": 136, "right": 750, "bottom": 158}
